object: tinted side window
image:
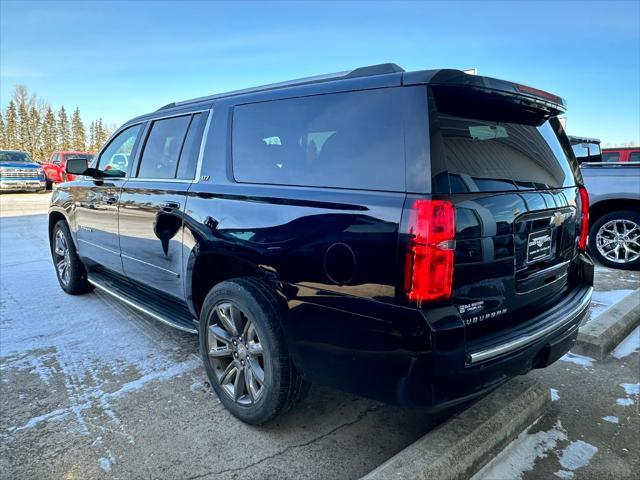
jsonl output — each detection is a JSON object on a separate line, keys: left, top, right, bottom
{"left": 629, "top": 151, "right": 640, "bottom": 162}
{"left": 232, "top": 89, "right": 405, "bottom": 191}
{"left": 97, "top": 124, "right": 142, "bottom": 177}
{"left": 176, "top": 112, "right": 207, "bottom": 180}
{"left": 602, "top": 152, "right": 620, "bottom": 163}
{"left": 137, "top": 115, "right": 191, "bottom": 179}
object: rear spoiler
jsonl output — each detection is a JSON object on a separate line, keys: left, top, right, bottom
{"left": 404, "top": 69, "right": 567, "bottom": 117}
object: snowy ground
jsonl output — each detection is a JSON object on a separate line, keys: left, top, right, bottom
{"left": 1, "top": 193, "right": 638, "bottom": 479}
{"left": 475, "top": 274, "right": 639, "bottom": 479}
{"left": 0, "top": 193, "right": 445, "bottom": 479}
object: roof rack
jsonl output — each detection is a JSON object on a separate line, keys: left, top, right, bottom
{"left": 156, "top": 63, "right": 405, "bottom": 111}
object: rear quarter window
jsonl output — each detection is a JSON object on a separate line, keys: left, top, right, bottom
{"left": 602, "top": 152, "right": 620, "bottom": 162}
{"left": 232, "top": 88, "right": 405, "bottom": 191}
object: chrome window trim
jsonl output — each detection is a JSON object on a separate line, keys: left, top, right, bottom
{"left": 82, "top": 108, "right": 212, "bottom": 185}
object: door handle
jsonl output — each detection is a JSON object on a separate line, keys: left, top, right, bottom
{"left": 161, "top": 201, "right": 181, "bottom": 211}
{"left": 105, "top": 196, "right": 118, "bottom": 205}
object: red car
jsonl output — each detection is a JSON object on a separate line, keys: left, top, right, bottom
{"left": 41, "top": 151, "right": 94, "bottom": 189}
{"left": 601, "top": 147, "right": 640, "bottom": 163}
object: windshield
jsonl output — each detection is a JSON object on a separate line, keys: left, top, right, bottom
{"left": 0, "top": 151, "right": 34, "bottom": 163}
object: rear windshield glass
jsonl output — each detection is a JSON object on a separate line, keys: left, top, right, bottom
{"left": 65, "top": 154, "right": 93, "bottom": 161}
{"left": 430, "top": 110, "right": 577, "bottom": 193}
{"left": 602, "top": 152, "right": 620, "bottom": 163}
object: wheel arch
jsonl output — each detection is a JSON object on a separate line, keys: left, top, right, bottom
{"left": 48, "top": 209, "right": 77, "bottom": 249}
{"left": 589, "top": 198, "right": 640, "bottom": 227}
{"left": 187, "top": 251, "right": 266, "bottom": 318}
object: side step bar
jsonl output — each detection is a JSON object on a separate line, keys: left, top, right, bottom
{"left": 88, "top": 270, "right": 198, "bottom": 334}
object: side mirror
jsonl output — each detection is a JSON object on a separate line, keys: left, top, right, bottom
{"left": 66, "top": 158, "right": 89, "bottom": 175}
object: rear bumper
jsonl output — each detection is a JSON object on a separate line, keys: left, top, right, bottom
{"left": 401, "top": 253, "right": 594, "bottom": 409}
{"left": 467, "top": 285, "right": 591, "bottom": 364}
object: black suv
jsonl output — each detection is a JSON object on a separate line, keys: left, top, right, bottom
{"left": 50, "top": 64, "right": 594, "bottom": 424}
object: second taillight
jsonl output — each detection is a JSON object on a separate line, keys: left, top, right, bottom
{"left": 405, "top": 199, "right": 455, "bottom": 304}
{"left": 578, "top": 186, "right": 589, "bottom": 251}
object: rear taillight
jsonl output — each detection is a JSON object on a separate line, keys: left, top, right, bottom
{"left": 404, "top": 199, "right": 455, "bottom": 304}
{"left": 578, "top": 186, "right": 589, "bottom": 251}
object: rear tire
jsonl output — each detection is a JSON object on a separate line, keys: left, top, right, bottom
{"left": 199, "top": 277, "right": 308, "bottom": 425}
{"left": 588, "top": 210, "right": 640, "bottom": 270}
{"left": 51, "top": 220, "right": 93, "bottom": 294}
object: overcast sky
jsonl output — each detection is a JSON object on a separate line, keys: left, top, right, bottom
{"left": 1, "top": 0, "right": 639, "bottom": 145}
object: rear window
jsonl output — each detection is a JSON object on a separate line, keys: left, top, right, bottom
{"left": 232, "top": 88, "right": 405, "bottom": 191}
{"left": 430, "top": 113, "right": 577, "bottom": 193}
{"left": 602, "top": 152, "right": 620, "bottom": 163}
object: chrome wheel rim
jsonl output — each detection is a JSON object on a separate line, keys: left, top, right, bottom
{"left": 54, "top": 229, "right": 71, "bottom": 286}
{"left": 596, "top": 219, "right": 640, "bottom": 264}
{"left": 206, "top": 302, "right": 266, "bottom": 405}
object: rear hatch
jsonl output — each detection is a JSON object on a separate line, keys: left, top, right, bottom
{"left": 426, "top": 82, "right": 583, "bottom": 342}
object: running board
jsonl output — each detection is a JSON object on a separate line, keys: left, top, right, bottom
{"left": 88, "top": 270, "right": 198, "bottom": 334}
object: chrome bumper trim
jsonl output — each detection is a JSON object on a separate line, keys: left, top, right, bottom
{"left": 468, "top": 286, "right": 593, "bottom": 364}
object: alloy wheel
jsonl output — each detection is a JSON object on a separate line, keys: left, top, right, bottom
{"left": 595, "top": 219, "right": 640, "bottom": 264}
{"left": 54, "top": 229, "right": 71, "bottom": 286}
{"left": 206, "top": 301, "right": 266, "bottom": 405}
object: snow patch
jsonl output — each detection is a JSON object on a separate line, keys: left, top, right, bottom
{"left": 472, "top": 420, "right": 567, "bottom": 480}
{"left": 98, "top": 451, "right": 116, "bottom": 472}
{"left": 616, "top": 398, "right": 634, "bottom": 407}
{"left": 620, "top": 383, "right": 639, "bottom": 396}
{"left": 550, "top": 388, "right": 560, "bottom": 402}
{"left": 613, "top": 327, "right": 640, "bottom": 359}
{"left": 558, "top": 440, "right": 598, "bottom": 471}
{"left": 602, "top": 416, "right": 619, "bottom": 424}
{"left": 554, "top": 470, "right": 575, "bottom": 479}
{"left": 559, "top": 352, "right": 594, "bottom": 368}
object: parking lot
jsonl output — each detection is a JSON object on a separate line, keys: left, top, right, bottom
{"left": 1, "top": 193, "right": 638, "bottom": 480}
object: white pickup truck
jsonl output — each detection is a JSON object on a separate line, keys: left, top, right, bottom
{"left": 581, "top": 162, "right": 640, "bottom": 269}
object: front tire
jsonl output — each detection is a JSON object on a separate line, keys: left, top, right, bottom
{"left": 199, "top": 277, "right": 308, "bottom": 425}
{"left": 51, "top": 220, "right": 92, "bottom": 294}
{"left": 589, "top": 210, "right": 640, "bottom": 270}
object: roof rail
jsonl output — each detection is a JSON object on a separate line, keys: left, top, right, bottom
{"left": 156, "top": 63, "right": 405, "bottom": 111}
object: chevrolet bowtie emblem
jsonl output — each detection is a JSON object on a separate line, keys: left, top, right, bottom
{"left": 551, "top": 212, "right": 565, "bottom": 227}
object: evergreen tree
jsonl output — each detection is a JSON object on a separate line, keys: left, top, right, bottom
{"left": 88, "top": 120, "right": 96, "bottom": 151}
{"left": 29, "top": 104, "right": 42, "bottom": 159}
{"left": 4, "top": 101, "right": 18, "bottom": 148}
{"left": 93, "top": 118, "right": 112, "bottom": 150}
{"left": 58, "top": 106, "right": 71, "bottom": 150}
{"left": 0, "top": 111, "right": 5, "bottom": 149}
{"left": 17, "top": 100, "right": 30, "bottom": 151}
{"left": 41, "top": 107, "right": 58, "bottom": 158}
{"left": 71, "top": 108, "right": 86, "bottom": 151}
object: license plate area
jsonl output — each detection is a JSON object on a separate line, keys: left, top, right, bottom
{"left": 527, "top": 229, "right": 553, "bottom": 263}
